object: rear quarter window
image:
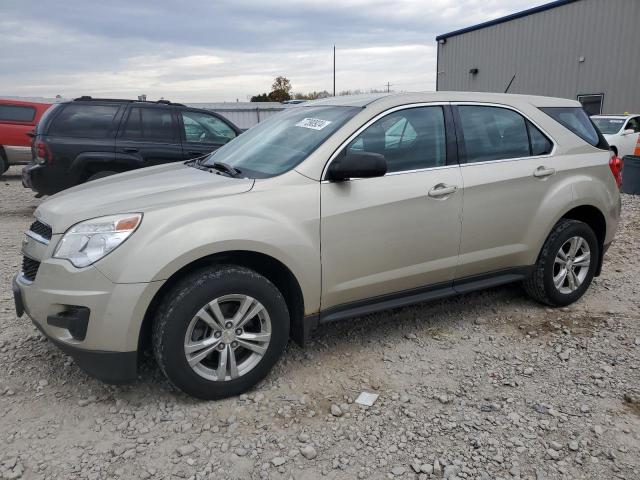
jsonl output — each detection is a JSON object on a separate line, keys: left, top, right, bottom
{"left": 540, "top": 107, "right": 606, "bottom": 149}
{"left": 0, "top": 104, "right": 36, "bottom": 122}
{"left": 35, "top": 104, "right": 59, "bottom": 133}
{"left": 47, "top": 104, "right": 120, "bottom": 138}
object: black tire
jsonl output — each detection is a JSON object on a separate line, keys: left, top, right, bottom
{"left": 0, "top": 150, "right": 8, "bottom": 175}
{"left": 87, "top": 171, "right": 118, "bottom": 182}
{"left": 524, "top": 219, "right": 599, "bottom": 307}
{"left": 152, "top": 265, "right": 289, "bottom": 400}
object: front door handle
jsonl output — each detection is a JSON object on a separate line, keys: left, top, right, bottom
{"left": 428, "top": 183, "right": 458, "bottom": 198}
{"left": 122, "top": 147, "right": 139, "bottom": 153}
{"left": 533, "top": 166, "right": 556, "bottom": 178}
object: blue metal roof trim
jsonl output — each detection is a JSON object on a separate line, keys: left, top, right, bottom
{"left": 435, "top": 0, "right": 579, "bottom": 41}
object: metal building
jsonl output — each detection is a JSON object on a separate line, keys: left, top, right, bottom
{"left": 187, "top": 102, "right": 287, "bottom": 130}
{"left": 435, "top": 0, "right": 640, "bottom": 115}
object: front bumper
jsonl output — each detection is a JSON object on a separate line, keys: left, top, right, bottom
{"left": 12, "top": 260, "right": 162, "bottom": 384}
{"left": 31, "top": 309, "right": 138, "bottom": 384}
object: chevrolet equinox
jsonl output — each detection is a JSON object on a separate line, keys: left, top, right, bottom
{"left": 12, "top": 92, "right": 621, "bottom": 399}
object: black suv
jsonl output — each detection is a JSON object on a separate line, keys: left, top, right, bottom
{"left": 22, "top": 97, "right": 241, "bottom": 195}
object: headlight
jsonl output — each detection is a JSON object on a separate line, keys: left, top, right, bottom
{"left": 54, "top": 213, "right": 142, "bottom": 268}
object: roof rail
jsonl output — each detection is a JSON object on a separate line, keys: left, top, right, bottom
{"left": 72, "top": 96, "right": 184, "bottom": 106}
{"left": 73, "top": 96, "right": 134, "bottom": 102}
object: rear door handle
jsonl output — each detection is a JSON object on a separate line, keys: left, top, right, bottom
{"left": 122, "top": 147, "right": 139, "bottom": 153}
{"left": 428, "top": 183, "right": 458, "bottom": 198}
{"left": 533, "top": 166, "right": 556, "bottom": 178}
{"left": 189, "top": 151, "right": 204, "bottom": 156}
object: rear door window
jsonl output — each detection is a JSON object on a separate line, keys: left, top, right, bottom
{"left": 457, "top": 106, "right": 531, "bottom": 162}
{"left": 540, "top": 107, "right": 601, "bottom": 147}
{"left": 0, "top": 104, "right": 37, "bottom": 122}
{"left": 121, "top": 107, "right": 177, "bottom": 142}
{"left": 48, "top": 104, "right": 119, "bottom": 138}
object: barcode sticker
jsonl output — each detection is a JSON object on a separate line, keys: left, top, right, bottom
{"left": 295, "top": 118, "right": 332, "bottom": 130}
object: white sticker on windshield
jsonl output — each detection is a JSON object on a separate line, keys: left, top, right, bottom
{"left": 295, "top": 118, "right": 332, "bottom": 130}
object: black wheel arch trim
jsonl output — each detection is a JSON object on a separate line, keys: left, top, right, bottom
{"left": 71, "top": 151, "right": 144, "bottom": 178}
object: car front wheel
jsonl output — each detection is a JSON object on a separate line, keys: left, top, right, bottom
{"left": 152, "top": 265, "right": 289, "bottom": 399}
{"left": 524, "top": 219, "right": 598, "bottom": 307}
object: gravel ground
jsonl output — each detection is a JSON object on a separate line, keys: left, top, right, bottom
{"left": 1, "top": 165, "right": 639, "bottom": 480}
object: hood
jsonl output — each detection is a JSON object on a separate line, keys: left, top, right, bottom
{"left": 36, "top": 162, "right": 254, "bottom": 233}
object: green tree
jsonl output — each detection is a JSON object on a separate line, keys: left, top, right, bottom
{"left": 250, "top": 93, "right": 270, "bottom": 102}
{"left": 268, "top": 76, "right": 292, "bottom": 102}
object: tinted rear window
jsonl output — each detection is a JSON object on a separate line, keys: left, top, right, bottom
{"left": 540, "top": 107, "right": 601, "bottom": 147}
{"left": 48, "top": 104, "right": 120, "bottom": 138}
{"left": 458, "top": 106, "right": 531, "bottom": 162}
{"left": 0, "top": 105, "right": 36, "bottom": 122}
{"left": 121, "top": 107, "right": 177, "bottom": 142}
{"left": 35, "top": 104, "right": 58, "bottom": 133}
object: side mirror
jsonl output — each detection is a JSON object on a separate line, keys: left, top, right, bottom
{"left": 327, "top": 150, "right": 387, "bottom": 182}
{"left": 622, "top": 129, "right": 635, "bottom": 135}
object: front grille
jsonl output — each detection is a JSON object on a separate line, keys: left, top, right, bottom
{"left": 22, "top": 256, "right": 41, "bottom": 282}
{"left": 29, "top": 220, "right": 52, "bottom": 241}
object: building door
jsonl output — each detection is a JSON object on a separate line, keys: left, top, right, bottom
{"left": 578, "top": 94, "right": 603, "bottom": 116}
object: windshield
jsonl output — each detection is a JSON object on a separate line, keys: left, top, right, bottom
{"left": 201, "top": 105, "right": 360, "bottom": 178}
{"left": 592, "top": 117, "right": 625, "bottom": 135}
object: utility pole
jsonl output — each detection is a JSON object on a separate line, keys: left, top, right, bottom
{"left": 333, "top": 45, "right": 336, "bottom": 97}
{"left": 386, "top": 82, "right": 392, "bottom": 93}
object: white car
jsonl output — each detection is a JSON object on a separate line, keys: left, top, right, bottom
{"left": 592, "top": 114, "right": 640, "bottom": 158}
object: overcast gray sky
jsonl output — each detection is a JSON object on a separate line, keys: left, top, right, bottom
{"left": 0, "top": 0, "right": 543, "bottom": 102}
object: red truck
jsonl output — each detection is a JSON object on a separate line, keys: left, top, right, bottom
{"left": 0, "top": 98, "right": 52, "bottom": 175}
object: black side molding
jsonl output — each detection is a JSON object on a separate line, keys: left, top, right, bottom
{"left": 452, "top": 266, "right": 533, "bottom": 294}
{"left": 316, "top": 266, "right": 533, "bottom": 327}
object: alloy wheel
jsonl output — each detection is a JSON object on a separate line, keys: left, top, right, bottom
{"left": 553, "top": 236, "right": 591, "bottom": 294}
{"left": 184, "top": 294, "right": 272, "bottom": 381}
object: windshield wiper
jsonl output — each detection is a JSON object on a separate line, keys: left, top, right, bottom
{"left": 210, "top": 161, "right": 241, "bottom": 177}
{"left": 187, "top": 157, "right": 241, "bottom": 177}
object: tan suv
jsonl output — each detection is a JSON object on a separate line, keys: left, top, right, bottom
{"left": 12, "top": 92, "right": 621, "bottom": 399}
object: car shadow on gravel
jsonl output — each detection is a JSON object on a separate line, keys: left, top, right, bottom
{"left": 1, "top": 172, "right": 22, "bottom": 180}
{"left": 23, "top": 282, "right": 600, "bottom": 403}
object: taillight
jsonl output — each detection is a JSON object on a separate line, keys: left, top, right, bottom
{"left": 35, "top": 140, "right": 52, "bottom": 165}
{"left": 609, "top": 151, "right": 623, "bottom": 188}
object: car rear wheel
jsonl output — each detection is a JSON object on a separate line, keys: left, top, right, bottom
{"left": 152, "top": 265, "right": 289, "bottom": 399}
{"left": 0, "top": 150, "right": 8, "bottom": 175}
{"left": 524, "top": 219, "right": 598, "bottom": 307}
